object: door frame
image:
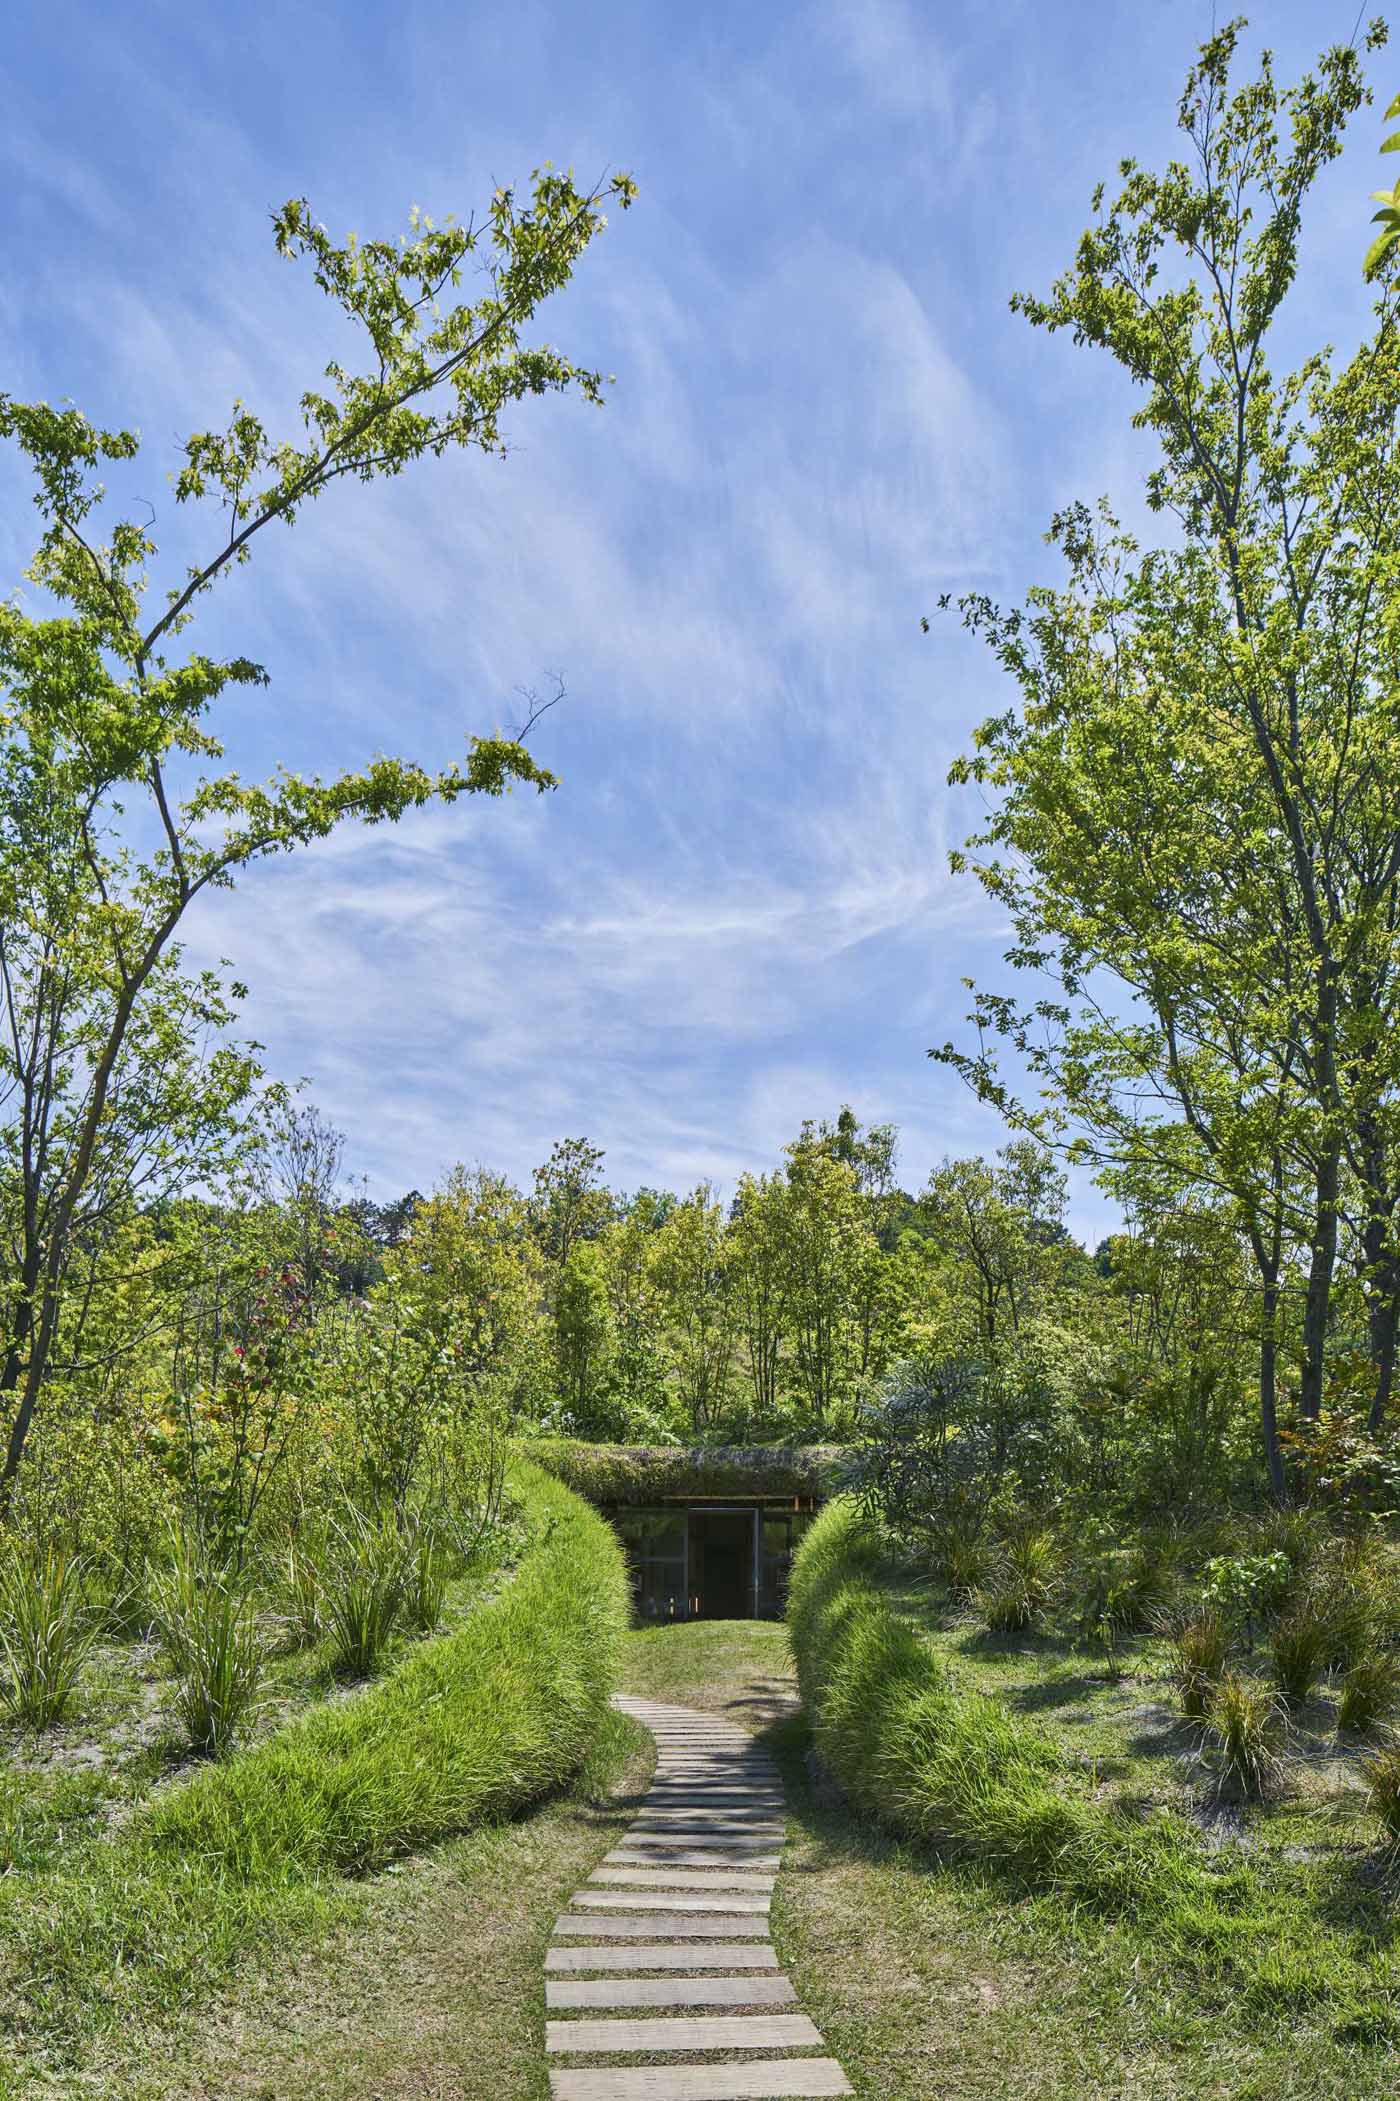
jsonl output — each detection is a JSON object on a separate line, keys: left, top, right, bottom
{"left": 686, "top": 1504, "right": 760, "bottom": 1619}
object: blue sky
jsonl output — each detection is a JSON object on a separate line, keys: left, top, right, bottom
{"left": 1, "top": 0, "right": 1386, "bottom": 1232}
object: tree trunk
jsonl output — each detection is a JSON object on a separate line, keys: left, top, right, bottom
{"left": 1298, "top": 1147, "right": 1340, "bottom": 1422}
{"left": 1368, "top": 1263, "right": 1400, "bottom": 1435}
{"left": 1259, "top": 1276, "right": 1286, "bottom": 1503}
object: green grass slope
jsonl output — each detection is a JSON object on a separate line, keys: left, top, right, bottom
{"left": 0, "top": 1459, "right": 627, "bottom": 2086}
{"left": 788, "top": 1497, "right": 1400, "bottom": 2045}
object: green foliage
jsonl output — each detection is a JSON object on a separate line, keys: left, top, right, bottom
{"left": 0, "top": 1463, "right": 626, "bottom": 2055}
{"left": 1362, "top": 1744, "right": 1400, "bottom": 1845}
{"left": 1200, "top": 1673, "right": 1285, "bottom": 1801}
{"left": 0, "top": 162, "right": 634, "bottom": 1498}
{"left": 1365, "top": 88, "right": 1400, "bottom": 275}
{"left": 150, "top": 1535, "right": 264, "bottom": 1756}
{"left": 319, "top": 1506, "right": 412, "bottom": 1679}
{"left": 935, "top": 16, "right": 1400, "bottom": 1489}
{"left": 1166, "top": 1609, "right": 1230, "bottom": 1721}
{"left": 0, "top": 1537, "right": 96, "bottom": 1730}
{"left": 1338, "top": 1652, "right": 1400, "bottom": 1735}
{"left": 1200, "top": 1552, "right": 1292, "bottom": 1632}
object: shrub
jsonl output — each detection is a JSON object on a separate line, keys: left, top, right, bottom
{"left": 1200, "top": 1552, "right": 1292, "bottom": 1642}
{"left": 1337, "top": 1651, "right": 1400, "bottom": 1734}
{"left": 1200, "top": 1673, "right": 1284, "bottom": 1800}
{"left": 1270, "top": 1600, "right": 1333, "bottom": 1706}
{"left": 1362, "top": 1744, "right": 1400, "bottom": 1847}
{"left": 320, "top": 1506, "right": 410, "bottom": 1677}
{"left": 150, "top": 1538, "right": 264, "bottom": 1756}
{"left": 0, "top": 1538, "right": 97, "bottom": 1731}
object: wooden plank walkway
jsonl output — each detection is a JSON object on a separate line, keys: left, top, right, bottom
{"left": 543, "top": 1694, "right": 852, "bottom": 2100}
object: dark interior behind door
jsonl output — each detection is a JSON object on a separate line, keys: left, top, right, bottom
{"left": 689, "top": 1511, "right": 753, "bottom": 1618}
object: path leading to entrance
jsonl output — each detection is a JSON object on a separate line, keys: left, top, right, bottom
{"left": 543, "top": 1695, "right": 852, "bottom": 2099}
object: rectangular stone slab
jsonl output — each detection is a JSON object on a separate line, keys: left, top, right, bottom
{"left": 590, "top": 1867, "right": 776, "bottom": 1892}
{"left": 571, "top": 1890, "right": 771, "bottom": 1915}
{"left": 548, "top": 2062, "right": 854, "bottom": 2099}
{"left": 626, "top": 1806, "right": 777, "bottom": 1823}
{"left": 606, "top": 1848, "right": 783, "bottom": 1870}
{"left": 546, "top": 1976, "right": 799, "bottom": 2011}
{"left": 546, "top": 1943, "right": 781, "bottom": 1972}
{"left": 546, "top": 2011, "right": 822, "bottom": 2054}
{"left": 553, "top": 1913, "right": 772, "bottom": 1939}
{"left": 645, "top": 1789, "right": 786, "bottom": 1803}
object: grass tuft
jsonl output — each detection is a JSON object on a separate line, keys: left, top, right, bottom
{"left": 0, "top": 1536, "right": 97, "bottom": 1731}
{"left": 321, "top": 1506, "right": 412, "bottom": 1678}
{"left": 1338, "top": 1651, "right": 1400, "bottom": 1734}
{"left": 1199, "top": 1671, "right": 1285, "bottom": 1799}
{"left": 151, "top": 1535, "right": 265, "bottom": 1756}
{"left": 1164, "top": 1609, "right": 1229, "bottom": 1720}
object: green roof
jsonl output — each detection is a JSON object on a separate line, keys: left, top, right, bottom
{"left": 523, "top": 1439, "right": 842, "bottom": 1506}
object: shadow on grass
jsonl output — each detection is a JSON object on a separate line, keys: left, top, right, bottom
{"left": 723, "top": 1679, "right": 800, "bottom": 1727}
{"left": 953, "top": 1626, "right": 1075, "bottom": 1664}
{"left": 1005, "top": 1672, "right": 1112, "bottom": 1714}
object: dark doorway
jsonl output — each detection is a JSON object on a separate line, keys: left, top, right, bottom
{"left": 688, "top": 1511, "right": 754, "bottom": 1619}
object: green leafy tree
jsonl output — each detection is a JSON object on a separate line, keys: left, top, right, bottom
{"left": 935, "top": 23, "right": 1400, "bottom": 1487}
{"left": 727, "top": 1172, "right": 790, "bottom": 1421}
{"left": 0, "top": 166, "right": 635, "bottom": 1502}
{"left": 530, "top": 1137, "right": 614, "bottom": 1264}
{"left": 917, "top": 1143, "right": 1069, "bottom": 1352}
{"left": 778, "top": 1135, "right": 865, "bottom": 1426}
{"left": 600, "top": 1193, "right": 671, "bottom": 1431}
{"left": 650, "top": 1183, "right": 734, "bottom": 1436}
{"left": 554, "top": 1239, "right": 617, "bottom": 1431}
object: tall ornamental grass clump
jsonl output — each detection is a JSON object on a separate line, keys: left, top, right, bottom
{"left": 150, "top": 1538, "right": 264, "bottom": 1756}
{"left": 1164, "top": 1611, "right": 1230, "bottom": 1719}
{"left": 1201, "top": 1673, "right": 1284, "bottom": 1800}
{"left": 320, "top": 1507, "right": 412, "bottom": 1677}
{"left": 0, "top": 1537, "right": 97, "bottom": 1731}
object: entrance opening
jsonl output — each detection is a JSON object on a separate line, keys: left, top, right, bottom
{"left": 688, "top": 1510, "right": 754, "bottom": 1619}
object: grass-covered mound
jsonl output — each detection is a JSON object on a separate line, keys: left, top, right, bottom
{"left": 787, "top": 1497, "right": 1400, "bottom": 2041}
{"left": 528, "top": 1437, "right": 840, "bottom": 1506}
{"left": 0, "top": 1460, "right": 626, "bottom": 2079}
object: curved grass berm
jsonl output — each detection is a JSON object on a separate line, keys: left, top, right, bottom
{"left": 0, "top": 1459, "right": 628, "bottom": 2075}
{"left": 787, "top": 1497, "right": 1400, "bottom": 2043}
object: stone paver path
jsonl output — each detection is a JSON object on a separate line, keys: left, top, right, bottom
{"left": 543, "top": 1695, "right": 852, "bottom": 2099}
